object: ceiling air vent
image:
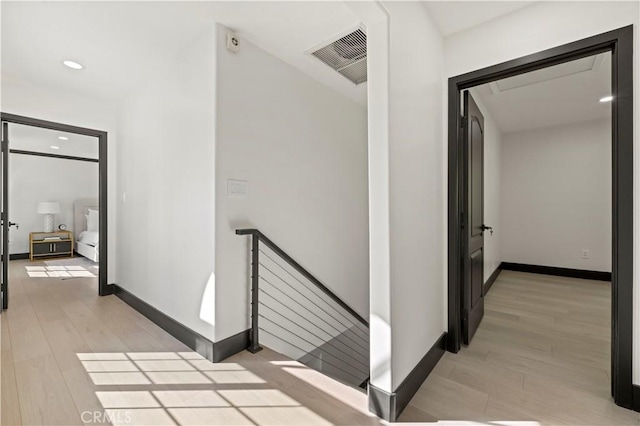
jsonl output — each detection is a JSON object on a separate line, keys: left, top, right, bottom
{"left": 310, "top": 28, "right": 367, "bottom": 85}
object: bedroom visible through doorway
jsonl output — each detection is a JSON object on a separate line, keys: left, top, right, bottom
{"left": 8, "top": 124, "right": 99, "bottom": 289}
{"left": 0, "top": 113, "right": 108, "bottom": 310}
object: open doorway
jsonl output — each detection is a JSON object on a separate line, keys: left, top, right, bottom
{"left": 447, "top": 25, "right": 633, "bottom": 410}
{"left": 0, "top": 113, "right": 109, "bottom": 312}
{"left": 462, "top": 50, "right": 612, "bottom": 344}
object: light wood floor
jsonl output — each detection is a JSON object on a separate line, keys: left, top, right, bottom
{"left": 1, "top": 260, "right": 379, "bottom": 426}
{"left": 2, "top": 261, "right": 639, "bottom": 425}
{"left": 399, "top": 270, "right": 640, "bottom": 425}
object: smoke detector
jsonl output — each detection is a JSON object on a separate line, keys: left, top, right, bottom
{"left": 309, "top": 28, "right": 367, "bottom": 85}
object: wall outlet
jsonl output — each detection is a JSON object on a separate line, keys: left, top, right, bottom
{"left": 581, "top": 249, "right": 590, "bottom": 259}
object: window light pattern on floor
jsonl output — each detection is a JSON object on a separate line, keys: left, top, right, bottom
{"left": 76, "top": 351, "right": 337, "bottom": 426}
{"left": 26, "top": 265, "right": 96, "bottom": 277}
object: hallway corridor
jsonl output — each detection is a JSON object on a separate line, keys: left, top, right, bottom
{"left": 0, "top": 261, "right": 379, "bottom": 425}
{"left": 3, "top": 261, "right": 639, "bottom": 424}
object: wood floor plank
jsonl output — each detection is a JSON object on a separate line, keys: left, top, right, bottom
{"left": 13, "top": 354, "right": 83, "bottom": 425}
{"left": 488, "top": 382, "right": 630, "bottom": 426}
{"left": 446, "top": 352, "right": 525, "bottom": 394}
{"left": 403, "top": 270, "right": 640, "bottom": 425}
{"left": 523, "top": 375, "right": 638, "bottom": 424}
{"left": 485, "top": 350, "right": 609, "bottom": 392}
{"left": 40, "top": 318, "right": 94, "bottom": 373}
{"left": 22, "top": 279, "right": 70, "bottom": 323}
{"left": 59, "top": 299, "right": 130, "bottom": 354}
{"left": 5, "top": 280, "right": 35, "bottom": 320}
{"left": 1, "top": 315, "right": 23, "bottom": 426}
{"left": 405, "top": 374, "right": 491, "bottom": 421}
{"left": 63, "top": 367, "right": 118, "bottom": 426}
{"left": 484, "top": 391, "right": 578, "bottom": 425}
{"left": 7, "top": 309, "right": 53, "bottom": 363}
{"left": 88, "top": 297, "right": 189, "bottom": 353}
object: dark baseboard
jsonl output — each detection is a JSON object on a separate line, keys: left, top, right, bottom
{"left": 369, "top": 384, "right": 396, "bottom": 421}
{"left": 369, "top": 332, "right": 447, "bottom": 421}
{"left": 112, "top": 284, "right": 249, "bottom": 363}
{"left": 9, "top": 253, "right": 30, "bottom": 261}
{"left": 634, "top": 385, "right": 640, "bottom": 411}
{"left": 213, "top": 329, "right": 250, "bottom": 363}
{"left": 1, "top": 253, "right": 29, "bottom": 261}
{"left": 113, "top": 284, "right": 215, "bottom": 360}
{"left": 483, "top": 266, "right": 502, "bottom": 295}
{"left": 501, "top": 262, "right": 611, "bottom": 282}
{"left": 394, "top": 332, "right": 447, "bottom": 417}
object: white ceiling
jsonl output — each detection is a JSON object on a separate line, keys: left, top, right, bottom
{"left": 9, "top": 123, "right": 99, "bottom": 159}
{"left": 1, "top": 2, "right": 365, "bottom": 106}
{"left": 423, "top": 1, "right": 534, "bottom": 36}
{"left": 1, "top": 1, "right": 551, "bottom": 111}
{"left": 472, "top": 52, "right": 612, "bottom": 134}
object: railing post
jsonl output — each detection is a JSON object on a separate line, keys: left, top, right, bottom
{"left": 248, "top": 233, "right": 262, "bottom": 353}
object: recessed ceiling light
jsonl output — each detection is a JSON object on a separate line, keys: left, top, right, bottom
{"left": 58, "top": 136, "right": 69, "bottom": 141}
{"left": 50, "top": 146, "right": 60, "bottom": 150}
{"left": 599, "top": 96, "right": 614, "bottom": 103}
{"left": 62, "top": 60, "right": 84, "bottom": 70}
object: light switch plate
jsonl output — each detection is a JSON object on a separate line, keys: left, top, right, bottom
{"left": 227, "top": 179, "right": 248, "bottom": 198}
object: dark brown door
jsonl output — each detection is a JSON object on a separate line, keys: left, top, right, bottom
{"left": 462, "top": 91, "right": 485, "bottom": 345}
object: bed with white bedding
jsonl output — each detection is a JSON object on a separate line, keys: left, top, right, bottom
{"left": 74, "top": 199, "right": 99, "bottom": 262}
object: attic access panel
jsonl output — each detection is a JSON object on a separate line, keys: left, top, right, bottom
{"left": 311, "top": 28, "right": 367, "bottom": 85}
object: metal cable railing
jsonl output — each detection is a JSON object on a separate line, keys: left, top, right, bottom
{"left": 236, "top": 229, "right": 369, "bottom": 389}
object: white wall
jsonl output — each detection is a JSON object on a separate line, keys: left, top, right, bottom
{"left": 500, "top": 119, "right": 611, "bottom": 272}
{"left": 9, "top": 154, "right": 98, "bottom": 254}
{"left": 116, "top": 26, "right": 217, "bottom": 340}
{"left": 386, "top": 1, "right": 445, "bottom": 391}
{"left": 214, "top": 24, "right": 369, "bottom": 342}
{"left": 116, "top": 22, "right": 369, "bottom": 345}
{"left": 442, "top": 1, "right": 639, "bottom": 383}
{"left": 469, "top": 88, "right": 502, "bottom": 281}
{"left": 349, "top": 1, "right": 446, "bottom": 393}
{"left": 0, "top": 81, "right": 118, "bottom": 283}
{"left": 346, "top": 0, "right": 393, "bottom": 392}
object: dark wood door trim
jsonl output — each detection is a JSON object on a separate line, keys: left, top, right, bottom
{"left": 447, "top": 25, "right": 634, "bottom": 408}
{"left": 1, "top": 122, "right": 7, "bottom": 310}
{"left": 0, "top": 112, "right": 110, "bottom": 297}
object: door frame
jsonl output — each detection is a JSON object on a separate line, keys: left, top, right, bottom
{"left": 447, "top": 25, "right": 634, "bottom": 408}
{"left": 0, "top": 112, "right": 110, "bottom": 297}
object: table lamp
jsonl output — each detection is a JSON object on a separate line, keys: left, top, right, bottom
{"left": 37, "top": 202, "right": 60, "bottom": 232}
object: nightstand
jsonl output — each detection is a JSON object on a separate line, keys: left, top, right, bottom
{"left": 29, "top": 231, "right": 74, "bottom": 262}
